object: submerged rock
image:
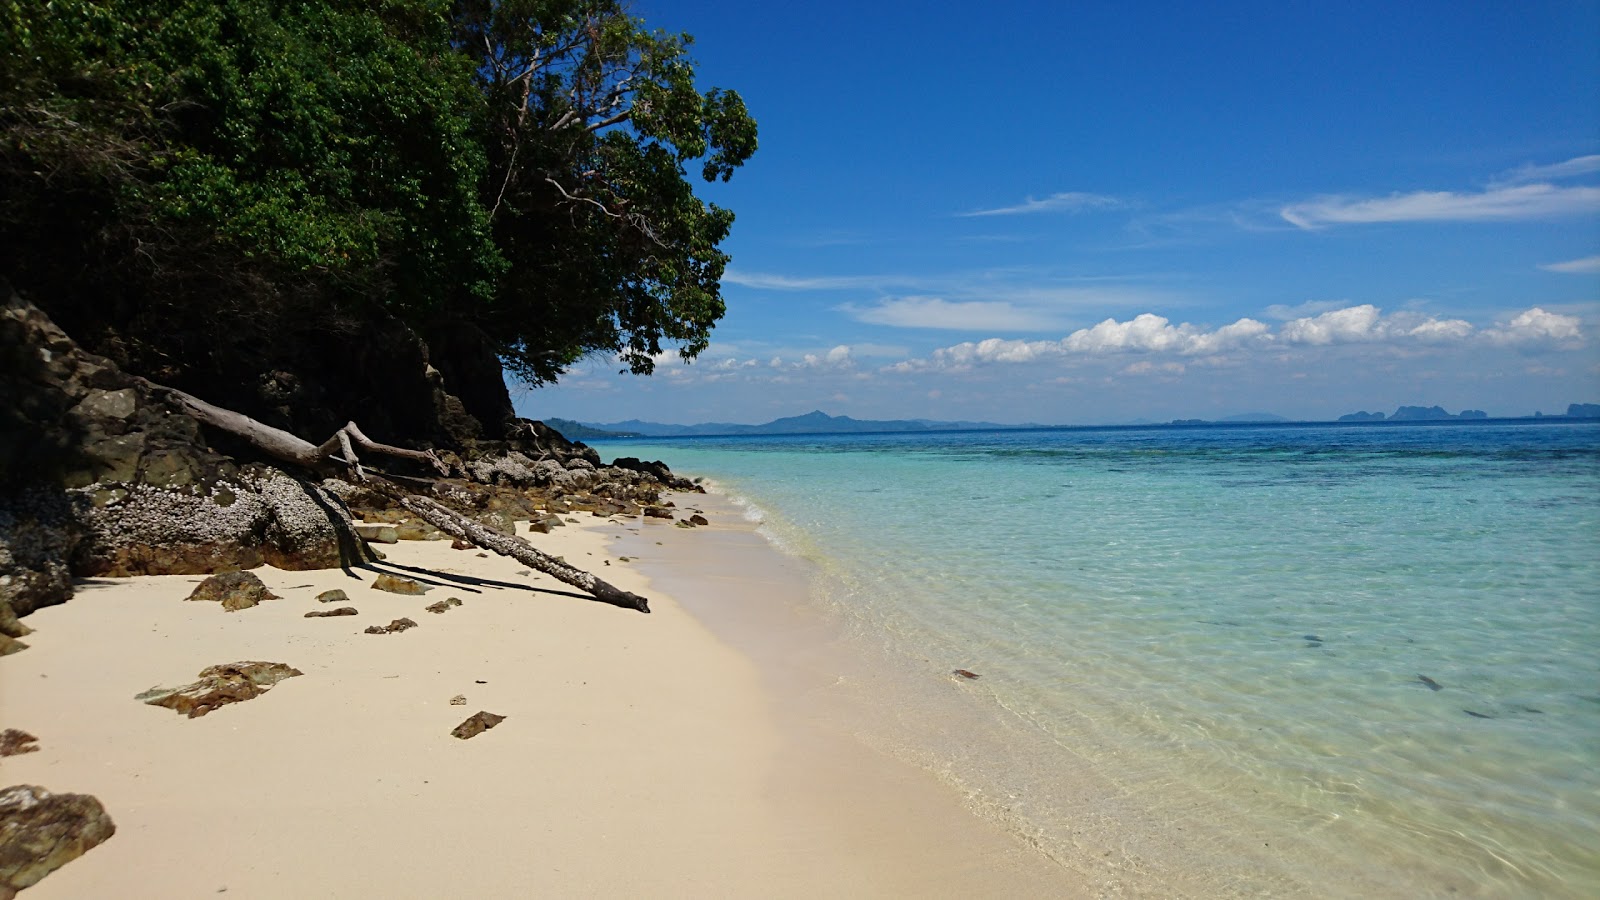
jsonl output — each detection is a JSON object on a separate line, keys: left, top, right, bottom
{"left": 135, "top": 661, "right": 302, "bottom": 718}
{"left": 371, "top": 574, "right": 429, "bottom": 595}
{"left": 450, "top": 711, "right": 505, "bottom": 740}
{"left": 0, "top": 784, "right": 116, "bottom": 896}
{"left": 184, "top": 571, "right": 279, "bottom": 612}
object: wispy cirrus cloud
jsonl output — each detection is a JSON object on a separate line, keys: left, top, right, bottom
{"left": 1495, "top": 154, "right": 1600, "bottom": 185}
{"left": 1280, "top": 183, "right": 1600, "bottom": 229}
{"left": 1280, "top": 154, "right": 1600, "bottom": 229}
{"left": 838, "top": 296, "right": 1064, "bottom": 331}
{"left": 959, "top": 191, "right": 1121, "bottom": 217}
{"left": 1540, "top": 254, "right": 1600, "bottom": 274}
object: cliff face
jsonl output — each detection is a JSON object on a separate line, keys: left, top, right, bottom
{"left": 1, "top": 284, "right": 697, "bottom": 634}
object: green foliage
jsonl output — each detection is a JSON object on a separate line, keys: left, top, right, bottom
{"left": 0, "top": 0, "right": 755, "bottom": 386}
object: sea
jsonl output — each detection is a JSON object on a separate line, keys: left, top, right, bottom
{"left": 590, "top": 421, "right": 1600, "bottom": 897}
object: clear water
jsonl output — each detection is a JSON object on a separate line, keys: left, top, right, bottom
{"left": 591, "top": 422, "right": 1600, "bottom": 897}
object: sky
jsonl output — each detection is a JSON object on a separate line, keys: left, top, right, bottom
{"left": 517, "top": 0, "right": 1600, "bottom": 426}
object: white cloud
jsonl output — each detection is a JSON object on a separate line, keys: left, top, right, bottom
{"left": 1280, "top": 183, "right": 1600, "bottom": 229}
{"left": 1482, "top": 307, "right": 1584, "bottom": 347}
{"left": 798, "top": 345, "right": 856, "bottom": 369}
{"left": 1263, "top": 299, "right": 1352, "bottom": 320}
{"left": 721, "top": 270, "right": 889, "bottom": 290}
{"left": 1277, "top": 305, "right": 1475, "bottom": 345}
{"left": 883, "top": 305, "right": 1580, "bottom": 373}
{"left": 960, "top": 192, "right": 1121, "bottom": 217}
{"left": 1496, "top": 154, "right": 1600, "bottom": 185}
{"left": 1540, "top": 255, "right": 1600, "bottom": 274}
{"left": 1063, "top": 313, "right": 1269, "bottom": 355}
{"left": 840, "top": 296, "right": 1061, "bottom": 330}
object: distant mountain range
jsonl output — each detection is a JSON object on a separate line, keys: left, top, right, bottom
{"left": 551, "top": 403, "right": 1600, "bottom": 440}
{"left": 576, "top": 410, "right": 1037, "bottom": 437}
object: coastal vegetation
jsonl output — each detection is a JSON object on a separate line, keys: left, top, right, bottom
{"left": 1, "top": 0, "right": 755, "bottom": 437}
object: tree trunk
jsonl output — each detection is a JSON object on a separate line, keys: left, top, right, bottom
{"left": 145, "top": 380, "right": 651, "bottom": 612}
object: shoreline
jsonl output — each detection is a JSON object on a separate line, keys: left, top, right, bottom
{"left": 1, "top": 492, "right": 1088, "bottom": 897}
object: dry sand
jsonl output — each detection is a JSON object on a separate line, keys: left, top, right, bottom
{"left": 1, "top": 493, "right": 1089, "bottom": 898}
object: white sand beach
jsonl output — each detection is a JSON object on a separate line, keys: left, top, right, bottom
{"left": 1, "top": 491, "right": 1087, "bottom": 898}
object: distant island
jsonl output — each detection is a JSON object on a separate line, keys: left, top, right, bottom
{"left": 551, "top": 403, "right": 1600, "bottom": 440}
{"left": 578, "top": 410, "right": 1035, "bottom": 437}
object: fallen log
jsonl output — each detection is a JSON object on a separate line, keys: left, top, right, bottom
{"left": 143, "top": 380, "right": 650, "bottom": 613}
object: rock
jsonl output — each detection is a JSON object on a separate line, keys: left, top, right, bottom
{"left": 0, "top": 635, "right": 26, "bottom": 657}
{"left": 450, "top": 711, "right": 506, "bottom": 740}
{"left": 643, "top": 506, "right": 673, "bottom": 520}
{"left": 688, "top": 514, "right": 709, "bottom": 526}
{"left": 355, "top": 524, "right": 399, "bottom": 544}
{"left": 952, "top": 669, "right": 980, "bottom": 679}
{"left": 450, "top": 539, "right": 473, "bottom": 550}
{"left": 135, "top": 662, "right": 302, "bottom": 718}
{"left": 184, "top": 571, "right": 279, "bottom": 612}
{"left": 316, "top": 589, "right": 349, "bottom": 604}
{"left": 304, "top": 607, "right": 358, "bottom": 618}
{"left": 449, "top": 695, "right": 467, "bottom": 706}
{"left": 394, "top": 522, "right": 445, "bottom": 541}
{"left": 424, "top": 598, "right": 462, "bottom": 614}
{"left": 526, "top": 515, "right": 564, "bottom": 534}
{"left": 675, "top": 520, "right": 694, "bottom": 528}
{"left": 371, "top": 574, "right": 428, "bottom": 595}
{"left": 0, "top": 731, "right": 39, "bottom": 757}
{"left": 0, "top": 785, "right": 116, "bottom": 896}
{"left": 0, "top": 601, "right": 30, "bottom": 638}
{"left": 365, "top": 617, "right": 418, "bottom": 635}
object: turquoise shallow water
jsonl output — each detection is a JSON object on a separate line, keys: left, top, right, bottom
{"left": 592, "top": 422, "right": 1600, "bottom": 897}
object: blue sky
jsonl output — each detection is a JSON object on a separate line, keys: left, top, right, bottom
{"left": 518, "top": 0, "right": 1600, "bottom": 426}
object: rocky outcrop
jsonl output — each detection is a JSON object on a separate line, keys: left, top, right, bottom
{"left": 450, "top": 711, "right": 505, "bottom": 740}
{"left": 364, "top": 617, "right": 418, "bottom": 634}
{"left": 0, "top": 731, "right": 38, "bottom": 758}
{"left": 184, "top": 571, "right": 280, "bottom": 612}
{"left": 2, "top": 290, "right": 375, "bottom": 624}
{"left": 135, "top": 662, "right": 302, "bottom": 718}
{"left": 0, "top": 785, "right": 116, "bottom": 898}
{"left": 371, "top": 574, "right": 429, "bottom": 595}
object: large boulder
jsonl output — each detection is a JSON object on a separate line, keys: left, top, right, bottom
{"left": 0, "top": 785, "right": 116, "bottom": 897}
{"left": 1, "top": 289, "right": 375, "bottom": 624}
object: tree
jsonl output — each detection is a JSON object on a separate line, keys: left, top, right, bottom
{"left": 450, "top": 0, "right": 757, "bottom": 384}
{"left": 0, "top": 0, "right": 755, "bottom": 436}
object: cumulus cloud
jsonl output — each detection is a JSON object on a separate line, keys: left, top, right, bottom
{"left": 1482, "top": 308, "right": 1584, "bottom": 347}
{"left": 883, "top": 305, "right": 1583, "bottom": 373}
{"left": 1280, "top": 183, "right": 1600, "bottom": 229}
{"left": 1540, "top": 255, "right": 1600, "bottom": 274}
{"left": 1277, "top": 305, "right": 1475, "bottom": 345}
{"left": 840, "top": 296, "right": 1061, "bottom": 330}
{"left": 1063, "top": 313, "right": 1270, "bottom": 355}
{"left": 959, "top": 192, "right": 1121, "bottom": 217}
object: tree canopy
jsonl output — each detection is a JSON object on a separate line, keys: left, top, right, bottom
{"left": 0, "top": 0, "right": 755, "bottom": 390}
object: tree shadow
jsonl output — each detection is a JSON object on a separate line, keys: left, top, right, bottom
{"left": 356, "top": 559, "right": 593, "bottom": 602}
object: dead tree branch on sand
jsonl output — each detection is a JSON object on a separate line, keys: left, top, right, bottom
{"left": 142, "top": 379, "right": 651, "bottom": 613}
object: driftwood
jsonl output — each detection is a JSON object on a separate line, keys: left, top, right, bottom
{"left": 143, "top": 380, "right": 651, "bottom": 613}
